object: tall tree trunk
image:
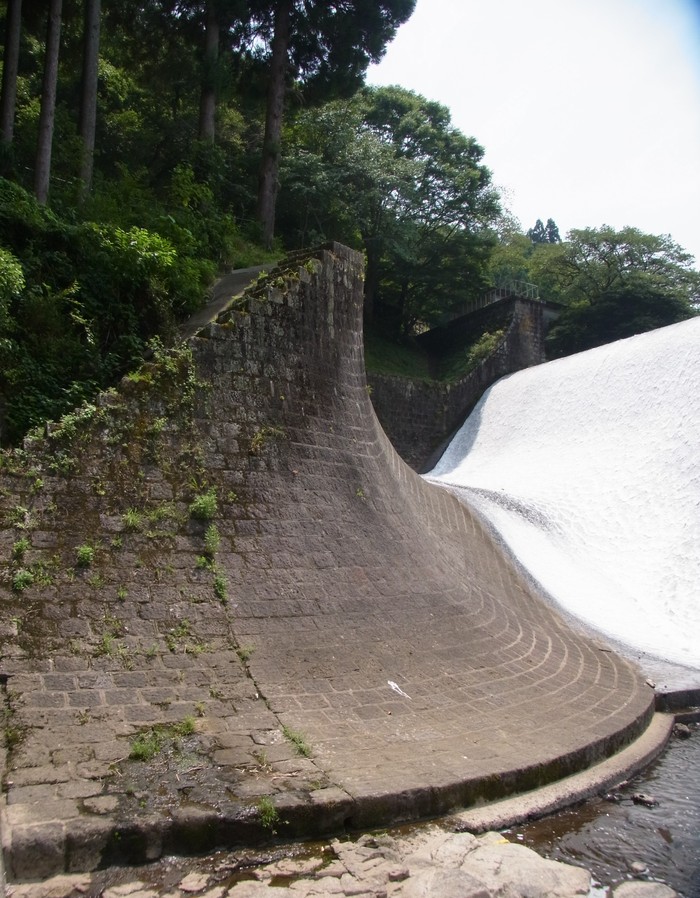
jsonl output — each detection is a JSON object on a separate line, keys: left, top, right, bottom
{"left": 78, "top": 0, "right": 101, "bottom": 199}
{"left": 256, "top": 0, "right": 291, "bottom": 249}
{"left": 34, "top": 0, "right": 62, "bottom": 205}
{"left": 198, "top": 0, "right": 219, "bottom": 142}
{"left": 0, "top": 0, "right": 23, "bottom": 145}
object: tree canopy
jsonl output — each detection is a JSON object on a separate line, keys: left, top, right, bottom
{"left": 279, "top": 85, "right": 500, "bottom": 334}
{"left": 543, "top": 226, "right": 699, "bottom": 356}
{"left": 527, "top": 217, "right": 560, "bottom": 244}
{"left": 0, "top": 0, "right": 697, "bottom": 443}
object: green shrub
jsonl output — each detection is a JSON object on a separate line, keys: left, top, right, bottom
{"left": 11, "top": 537, "right": 30, "bottom": 562}
{"left": 467, "top": 329, "right": 504, "bottom": 367}
{"left": 11, "top": 569, "right": 34, "bottom": 592}
{"left": 203, "top": 523, "right": 220, "bottom": 557}
{"left": 75, "top": 544, "right": 95, "bottom": 568}
{"left": 189, "top": 489, "right": 217, "bottom": 521}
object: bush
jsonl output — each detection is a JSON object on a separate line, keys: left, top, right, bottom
{"left": 75, "top": 544, "right": 95, "bottom": 568}
{"left": 12, "top": 569, "right": 34, "bottom": 592}
{"left": 189, "top": 489, "right": 218, "bottom": 521}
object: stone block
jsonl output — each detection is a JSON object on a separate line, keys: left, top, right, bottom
{"left": 9, "top": 823, "right": 66, "bottom": 881}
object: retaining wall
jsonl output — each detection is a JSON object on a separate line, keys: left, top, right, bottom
{"left": 369, "top": 298, "right": 548, "bottom": 471}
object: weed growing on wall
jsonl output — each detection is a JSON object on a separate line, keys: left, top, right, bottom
{"left": 189, "top": 489, "right": 218, "bottom": 521}
{"left": 203, "top": 524, "right": 220, "bottom": 557}
{"left": 11, "top": 569, "right": 34, "bottom": 592}
{"left": 75, "top": 544, "right": 95, "bottom": 568}
{"left": 257, "top": 796, "right": 281, "bottom": 834}
{"left": 213, "top": 570, "right": 228, "bottom": 604}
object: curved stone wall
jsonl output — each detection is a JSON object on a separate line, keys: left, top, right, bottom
{"left": 0, "top": 244, "right": 652, "bottom": 879}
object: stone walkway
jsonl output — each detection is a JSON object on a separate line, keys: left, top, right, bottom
{"left": 0, "top": 246, "right": 666, "bottom": 884}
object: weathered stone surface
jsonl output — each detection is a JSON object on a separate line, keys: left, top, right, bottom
{"left": 613, "top": 884, "right": 679, "bottom": 898}
{"left": 457, "top": 836, "right": 590, "bottom": 898}
{"left": 4, "top": 874, "right": 92, "bottom": 898}
{"left": 178, "top": 872, "right": 211, "bottom": 893}
{"left": 227, "top": 883, "right": 272, "bottom": 897}
{"left": 1, "top": 830, "right": 679, "bottom": 898}
{"left": 400, "top": 868, "right": 490, "bottom": 898}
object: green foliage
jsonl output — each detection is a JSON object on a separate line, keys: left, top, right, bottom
{"left": 0, "top": 176, "right": 215, "bottom": 444}
{"left": 128, "top": 716, "right": 195, "bottom": 762}
{"left": 203, "top": 524, "right": 220, "bottom": 557}
{"left": 532, "top": 226, "right": 699, "bottom": 357}
{"left": 527, "top": 218, "right": 561, "bottom": 244}
{"left": 363, "top": 327, "right": 431, "bottom": 380}
{"left": 7, "top": 505, "right": 31, "bottom": 529}
{"left": 11, "top": 537, "right": 30, "bottom": 562}
{"left": 257, "top": 796, "right": 280, "bottom": 834}
{"left": 11, "top": 569, "right": 34, "bottom": 592}
{"left": 546, "top": 284, "right": 696, "bottom": 358}
{"left": 467, "top": 329, "right": 504, "bottom": 367}
{"left": 282, "top": 724, "right": 312, "bottom": 758}
{"left": 122, "top": 509, "right": 143, "bottom": 532}
{"left": 236, "top": 645, "right": 254, "bottom": 663}
{"left": 279, "top": 85, "right": 499, "bottom": 335}
{"left": 4, "top": 2, "right": 696, "bottom": 437}
{"left": 129, "top": 730, "right": 162, "bottom": 761}
{"left": 489, "top": 222, "right": 698, "bottom": 357}
{"left": 249, "top": 425, "right": 286, "bottom": 455}
{"left": 213, "top": 570, "right": 228, "bottom": 604}
{"left": 0, "top": 247, "right": 25, "bottom": 324}
{"left": 437, "top": 329, "right": 505, "bottom": 382}
{"left": 75, "top": 544, "right": 95, "bottom": 568}
{"left": 165, "top": 619, "right": 194, "bottom": 652}
{"left": 189, "top": 489, "right": 218, "bottom": 521}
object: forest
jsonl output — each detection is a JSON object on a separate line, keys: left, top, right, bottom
{"left": 0, "top": 0, "right": 698, "bottom": 446}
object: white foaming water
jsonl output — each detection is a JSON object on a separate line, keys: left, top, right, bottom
{"left": 425, "top": 318, "right": 700, "bottom": 675}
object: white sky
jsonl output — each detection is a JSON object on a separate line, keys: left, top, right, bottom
{"left": 367, "top": 0, "right": 700, "bottom": 268}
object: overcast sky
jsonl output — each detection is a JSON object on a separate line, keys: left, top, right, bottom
{"left": 367, "top": 0, "right": 700, "bottom": 267}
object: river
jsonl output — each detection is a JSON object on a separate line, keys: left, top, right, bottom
{"left": 508, "top": 722, "right": 700, "bottom": 897}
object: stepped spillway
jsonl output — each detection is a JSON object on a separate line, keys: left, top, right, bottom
{"left": 427, "top": 318, "right": 700, "bottom": 685}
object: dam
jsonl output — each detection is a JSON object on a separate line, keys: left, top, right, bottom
{"left": 426, "top": 318, "right": 700, "bottom": 690}
{"left": 0, "top": 245, "right": 679, "bottom": 880}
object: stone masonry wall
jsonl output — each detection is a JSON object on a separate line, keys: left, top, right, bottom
{"left": 0, "top": 245, "right": 650, "bottom": 880}
{"left": 368, "top": 298, "right": 547, "bottom": 471}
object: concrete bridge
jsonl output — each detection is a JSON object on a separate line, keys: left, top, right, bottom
{"left": 0, "top": 245, "right": 666, "bottom": 882}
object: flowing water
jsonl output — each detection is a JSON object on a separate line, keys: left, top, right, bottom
{"left": 425, "top": 318, "right": 700, "bottom": 688}
{"left": 508, "top": 722, "right": 700, "bottom": 897}
{"left": 423, "top": 320, "right": 700, "bottom": 891}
